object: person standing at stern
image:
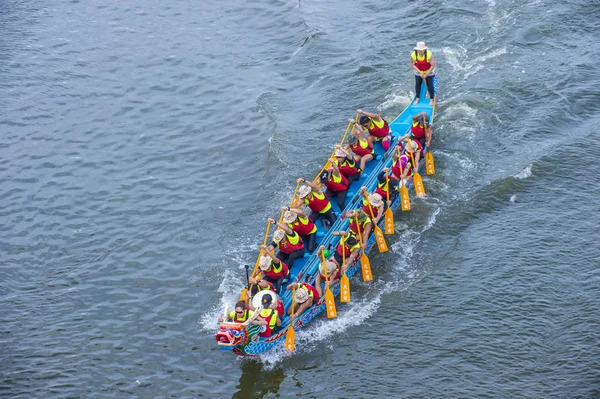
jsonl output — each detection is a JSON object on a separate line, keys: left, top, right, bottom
{"left": 410, "top": 41, "right": 436, "bottom": 105}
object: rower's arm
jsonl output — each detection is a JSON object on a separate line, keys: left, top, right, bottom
{"left": 357, "top": 109, "right": 382, "bottom": 122}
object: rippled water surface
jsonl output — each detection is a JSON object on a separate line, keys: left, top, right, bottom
{"left": 1, "top": 0, "right": 599, "bottom": 398}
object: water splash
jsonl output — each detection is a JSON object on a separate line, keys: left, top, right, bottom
{"left": 514, "top": 164, "right": 532, "bottom": 179}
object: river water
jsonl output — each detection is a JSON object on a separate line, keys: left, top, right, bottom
{"left": 1, "top": 0, "right": 599, "bottom": 398}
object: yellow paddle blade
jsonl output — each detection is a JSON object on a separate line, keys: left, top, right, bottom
{"left": 384, "top": 208, "right": 394, "bottom": 235}
{"left": 374, "top": 225, "right": 388, "bottom": 253}
{"left": 325, "top": 287, "right": 337, "bottom": 318}
{"left": 361, "top": 254, "right": 373, "bottom": 282}
{"left": 285, "top": 324, "right": 295, "bottom": 351}
{"left": 238, "top": 287, "right": 248, "bottom": 302}
{"left": 340, "top": 273, "right": 350, "bottom": 303}
{"left": 413, "top": 172, "right": 426, "bottom": 197}
{"left": 400, "top": 185, "right": 411, "bottom": 211}
{"left": 425, "top": 152, "right": 435, "bottom": 175}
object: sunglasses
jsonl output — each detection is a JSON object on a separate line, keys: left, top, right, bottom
{"left": 235, "top": 309, "right": 245, "bottom": 314}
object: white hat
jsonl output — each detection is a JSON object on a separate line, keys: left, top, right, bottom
{"left": 273, "top": 229, "right": 285, "bottom": 243}
{"left": 405, "top": 140, "right": 419, "bottom": 153}
{"left": 368, "top": 193, "right": 383, "bottom": 207}
{"left": 283, "top": 211, "right": 297, "bottom": 224}
{"left": 414, "top": 41, "right": 428, "bottom": 51}
{"left": 319, "top": 260, "right": 338, "bottom": 276}
{"left": 298, "top": 185, "right": 311, "bottom": 198}
{"left": 334, "top": 149, "right": 345, "bottom": 158}
{"left": 295, "top": 287, "right": 309, "bottom": 303}
{"left": 259, "top": 255, "right": 271, "bottom": 271}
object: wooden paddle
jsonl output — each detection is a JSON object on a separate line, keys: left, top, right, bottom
{"left": 361, "top": 191, "right": 388, "bottom": 253}
{"left": 240, "top": 222, "right": 272, "bottom": 302}
{"left": 340, "top": 244, "right": 350, "bottom": 303}
{"left": 355, "top": 216, "right": 373, "bottom": 282}
{"left": 395, "top": 147, "right": 411, "bottom": 211}
{"left": 423, "top": 111, "right": 436, "bottom": 175}
{"left": 285, "top": 288, "right": 296, "bottom": 351}
{"left": 384, "top": 173, "right": 394, "bottom": 235}
{"left": 319, "top": 251, "right": 337, "bottom": 318}
{"left": 407, "top": 139, "right": 426, "bottom": 197}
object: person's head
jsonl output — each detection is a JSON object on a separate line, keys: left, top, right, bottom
{"left": 356, "top": 209, "right": 368, "bottom": 223}
{"left": 359, "top": 115, "right": 370, "bottom": 127}
{"left": 261, "top": 293, "right": 273, "bottom": 308}
{"left": 259, "top": 255, "right": 272, "bottom": 271}
{"left": 404, "top": 140, "right": 418, "bottom": 154}
{"left": 273, "top": 229, "right": 285, "bottom": 244}
{"left": 334, "top": 149, "right": 345, "bottom": 160}
{"left": 368, "top": 193, "right": 384, "bottom": 207}
{"left": 283, "top": 210, "right": 297, "bottom": 224}
{"left": 319, "top": 260, "right": 338, "bottom": 277}
{"left": 348, "top": 135, "right": 358, "bottom": 146}
{"left": 298, "top": 185, "right": 311, "bottom": 199}
{"left": 414, "top": 41, "right": 427, "bottom": 53}
{"left": 295, "top": 287, "right": 309, "bottom": 304}
{"left": 377, "top": 171, "right": 386, "bottom": 184}
{"left": 320, "top": 170, "right": 330, "bottom": 182}
{"left": 345, "top": 236, "right": 358, "bottom": 247}
{"left": 234, "top": 300, "right": 246, "bottom": 315}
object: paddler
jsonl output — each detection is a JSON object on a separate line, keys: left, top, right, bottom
{"left": 248, "top": 293, "right": 282, "bottom": 338}
{"left": 410, "top": 41, "right": 436, "bottom": 105}
{"left": 331, "top": 231, "right": 361, "bottom": 274}
{"left": 267, "top": 219, "right": 305, "bottom": 269}
{"left": 401, "top": 139, "right": 424, "bottom": 172}
{"left": 282, "top": 206, "right": 318, "bottom": 253}
{"left": 314, "top": 246, "right": 341, "bottom": 298}
{"left": 294, "top": 178, "right": 337, "bottom": 229}
{"left": 359, "top": 188, "right": 385, "bottom": 225}
{"left": 347, "top": 124, "right": 374, "bottom": 172}
{"left": 218, "top": 300, "right": 254, "bottom": 323}
{"left": 375, "top": 169, "right": 399, "bottom": 204}
{"left": 345, "top": 209, "right": 372, "bottom": 249}
{"left": 399, "top": 111, "right": 433, "bottom": 148}
{"left": 320, "top": 160, "right": 350, "bottom": 211}
{"left": 353, "top": 110, "right": 393, "bottom": 151}
{"left": 249, "top": 245, "right": 290, "bottom": 295}
{"left": 286, "top": 281, "right": 319, "bottom": 319}
{"left": 333, "top": 145, "right": 361, "bottom": 183}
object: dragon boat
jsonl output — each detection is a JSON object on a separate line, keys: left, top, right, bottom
{"left": 216, "top": 78, "right": 438, "bottom": 356}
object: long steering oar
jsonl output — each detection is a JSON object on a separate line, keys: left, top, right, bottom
{"left": 319, "top": 251, "right": 337, "bottom": 318}
{"left": 361, "top": 192, "right": 388, "bottom": 253}
{"left": 340, "top": 244, "right": 350, "bottom": 303}
{"left": 285, "top": 288, "right": 296, "bottom": 351}
{"left": 384, "top": 173, "right": 394, "bottom": 234}
{"left": 424, "top": 109, "right": 436, "bottom": 175}
{"left": 355, "top": 217, "right": 373, "bottom": 282}
{"left": 407, "top": 139, "right": 426, "bottom": 197}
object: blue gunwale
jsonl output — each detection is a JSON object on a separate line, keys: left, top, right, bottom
{"left": 217, "top": 78, "right": 438, "bottom": 356}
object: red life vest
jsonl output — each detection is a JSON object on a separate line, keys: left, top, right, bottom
{"left": 349, "top": 216, "right": 371, "bottom": 236}
{"left": 350, "top": 138, "right": 373, "bottom": 157}
{"left": 276, "top": 231, "right": 304, "bottom": 254}
{"left": 263, "top": 260, "right": 289, "bottom": 279}
{"left": 338, "top": 158, "right": 359, "bottom": 177}
{"left": 304, "top": 191, "right": 331, "bottom": 213}
{"left": 366, "top": 118, "right": 390, "bottom": 138}
{"left": 324, "top": 173, "right": 348, "bottom": 192}
{"left": 392, "top": 155, "right": 410, "bottom": 178}
{"left": 412, "top": 50, "right": 432, "bottom": 72}
{"left": 299, "top": 282, "right": 320, "bottom": 304}
{"left": 258, "top": 308, "right": 278, "bottom": 337}
{"left": 375, "top": 179, "right": 389, "bottom": 199}
{"left": 276, "top": 299, "right": 284, "bottom": 317}
{"left": 411, "top": 120, "right": 426, "bottom": 138}
{"left": 335, "top": 234, "right": 361, "bottom": 258}
{"left": 289, "top": 215, "right": 317, "bottom": 236}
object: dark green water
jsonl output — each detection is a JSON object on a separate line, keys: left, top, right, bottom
{"left": 1, "top": 0, "right": 599, "bottom": 398}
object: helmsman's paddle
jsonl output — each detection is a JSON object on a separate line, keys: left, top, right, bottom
{"left": 361, "top": 192, "right": 388, "bottom": 253}
{"left": 407, "top": 139, "right": 426, "bottom": 197}
{"left": 340, "top": 245, "right": 350, "bottom": 303}
{"left": 319, "top": 251, "right": 337, "bottom": 318}
{"left": 384, "top": 173, "right": 394, "bottom": 234}
{"left": 355, "top": 217, "right": 373, "bottom": 282}
{"left": 285, "top": 288, "right": 296, "bottom": 351}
